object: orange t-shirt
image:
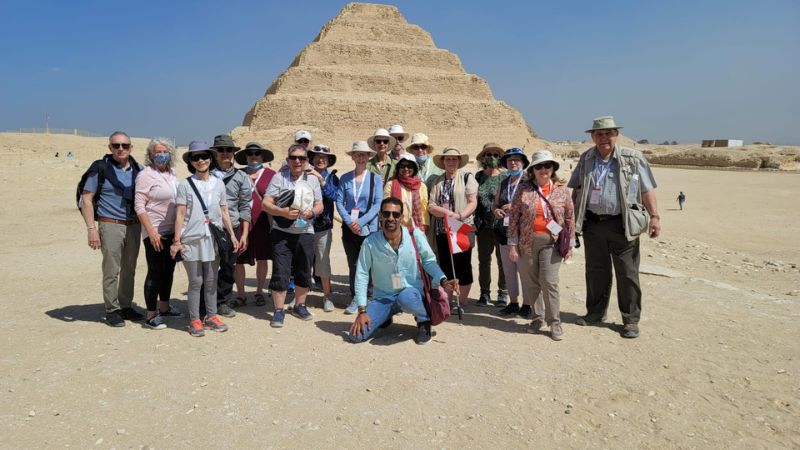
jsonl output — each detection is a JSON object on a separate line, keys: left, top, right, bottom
{"left": 533, "top": 182, "right": 553, "bottom": 234}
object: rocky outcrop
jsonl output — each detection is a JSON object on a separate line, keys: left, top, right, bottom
{"left": 232, "top": 2, "right": 542, "bottom": 156}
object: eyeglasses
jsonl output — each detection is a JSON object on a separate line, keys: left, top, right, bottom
{"left": 410, "top": 144, "right": 428, "bottom": 151}
{"left": 288, "top": 155, "right": 308, "bottom": 162}
{"left": 507, "top": 157, "right": 523, "bottom": 164}
{"left": 593, "top": 130, "right": 617, "bottom": 138}
{"left": 485, "top": 153, "right": 503, "bottom": 158}
{"left": 381, "top": 211, "right": 402, "bottom": 219}
{"left": 110, "top": 143, "right": 131, "bottom": 150}
{"left": 533, "top": 162, "right": 554, "bottom": 170}
{"left": 297, "top": 139, "right": 310, "bottom": 144}
{"left": 375, "top": 139, "right": 389, "bottom": 145}
{"left": 190, "top": 153, "right": 212, "bottom": 162}
{"left": 216, "top": 147, "right": 236, "bottom": 153}
{"left": 245, "top": 150, "right": 261, "bottom": 156}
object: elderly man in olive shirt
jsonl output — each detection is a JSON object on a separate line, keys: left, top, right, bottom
{"left": 568, "top": 117, "right": 661, "bottom": 339}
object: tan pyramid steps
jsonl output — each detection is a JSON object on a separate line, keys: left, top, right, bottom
{"left": 291, "top": 41, "right": 464, "bottom": 72}
{"left": 314, "top": 20, "right": 435, "bottom": 47}
{"left": 265, "top": 66, "right": 493, "bottom": 99}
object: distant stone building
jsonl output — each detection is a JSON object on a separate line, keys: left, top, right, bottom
{"left": 701, "top": 139, "right": 744, "bottom": 148}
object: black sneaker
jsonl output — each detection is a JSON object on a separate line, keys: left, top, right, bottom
{"left": 119, "top": 307, "right": 144, "bottom": 321}
{"left": 518, "top": 304, "right": 533, "bottom": 319}
{"left": 105, "top": 310, "right": 125, "bottom": 327}
{"left": 158, "top": 305, "right": 183, "bottom": 318}
{"left": 499, "top": 303, "right": 520, "bottom": 316}
{"left": 495, "top": 296, "right": 508, "bottom": 307}
{"left": 415, "top": 321, "right": 432, "bottom": 345}
{"left": 217, "top": 303, "right": 236, "bottom": 318}
{"left": 475, "top": 292, "right": 490, "bottom": 306}
{"left": 576, "top": 315, "right": 604, "bottom": 326}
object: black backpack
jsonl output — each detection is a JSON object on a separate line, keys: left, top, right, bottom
{"left": 76, "top": 155, "right": 140, "bottom": 219}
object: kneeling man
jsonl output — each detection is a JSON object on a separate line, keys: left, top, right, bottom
{"left": 349, "top": 198, "right": 457, "bottom": 344}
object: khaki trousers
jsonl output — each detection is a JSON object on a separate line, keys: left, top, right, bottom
{"left": 98, "top": 221, "right": 141, "bottom": 313}
{"left": 518, "top": 234, "right": 562, "bottom": 324}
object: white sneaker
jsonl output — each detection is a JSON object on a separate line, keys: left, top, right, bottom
{"left": 323, "top": 297, "right": 335, "bottom": 312}
{"left": 344, "top": 301, "right": 358, "bottom": 315}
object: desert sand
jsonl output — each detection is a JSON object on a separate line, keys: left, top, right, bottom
{"left": 1, "top": 132, "right": 798, "bottom": 449}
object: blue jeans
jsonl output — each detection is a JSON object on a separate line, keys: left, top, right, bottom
{"left": 348, "top": 287, "right": 429, "bottom": 343}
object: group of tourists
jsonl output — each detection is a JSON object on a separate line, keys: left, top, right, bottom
{"left": 80, "top": 116, "right": 661, "bottom": 344}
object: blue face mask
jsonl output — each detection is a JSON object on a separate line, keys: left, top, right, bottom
{"left": 508, "top": 168, "right": 523, "bottom": 177}
{"left": 247, "top": 163, "right": 263, "bottom": 171}
{"left": 152, "top": 152, "right": 171, "bottom": 166}
{"left": 415, "top": 154, "right": 429, "bottom": 163}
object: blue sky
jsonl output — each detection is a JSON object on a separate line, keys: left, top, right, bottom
{"left": 1, "top": 0, "right": 797, "bottom": 145}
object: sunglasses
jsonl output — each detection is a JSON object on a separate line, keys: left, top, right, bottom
{"left": 381, "top": 211, "right": 402, "bottom": 219}
{"left": 533, "top": 162, "right": 554, "bottom": 170}
{"left": 297, "top": 139, "right": 310, "bottom": 144}
{"left": 484, "top": 153, "right": 502, "bottom": 158}
{"left": 288, "top": 155, "right": 308, "bottom": 162}
{"left": 216, "top": 147, "right": 236, "bottom": 153}
{"left": 593, "top": 130, "right": 617, "bottom": 138}
{"left": 398, "top": 165, "right": 415, "bottom": 171}
{"left": 410, "top": 144, "right": 428, "bottom": 151}
{"left": 245, "top": 150, "right": 262, "bottom": 156}
{"left": 190, "top": 153, "right": 212, "bottom": 162}
{"left": 375, "top": 139, "right": 389, "bottom": 145}
{"left": 110, "top": 143, "right": 131, "bottom": 150}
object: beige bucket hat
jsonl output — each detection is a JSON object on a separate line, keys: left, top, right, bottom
{"left": 387, "top": 124, "right": 409, "bottom": 142}
{"left": 433, "top": 147, "right": 469, "bottom": 169}
{"left": 585, "top": 116, "right": 623, "bottom": 133}
{"left": 367, "top": 128, "right": 397, "bottom": 151}
{"left": 407, "top": 133, "right": 434, "bottom": 153}
{"left": 347, "top": 140, "right": 377, "bottom": 157}
{"left": 529, "top": 150, "right": 560, "bottom": 171}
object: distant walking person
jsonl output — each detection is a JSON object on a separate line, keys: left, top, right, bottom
{"left": 677, "top": 191, "right": 686, "bottom": 210}
{"left": 80, "top": 131, "right": 144, "bottom": 327}
{"left": 568, "top": 116, "right": 661, "bottom": 339}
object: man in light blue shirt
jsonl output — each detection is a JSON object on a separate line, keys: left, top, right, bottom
{"left": 349, "top": 197, "right": 457, "bottom": 345}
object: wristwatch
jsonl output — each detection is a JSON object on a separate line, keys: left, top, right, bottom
{"left": 439, "top": 277, "right": 447, "bottom": 288}
{"left": 357, "top": 306, "right": 367, "bottom": 314}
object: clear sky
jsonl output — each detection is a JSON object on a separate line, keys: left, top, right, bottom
{"left": 1, "top": 0, "right": 797, "bottom": 145}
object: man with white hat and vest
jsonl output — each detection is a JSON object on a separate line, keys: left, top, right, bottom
{"left": 568, "top": 116, "right": 660, "bottom": 338}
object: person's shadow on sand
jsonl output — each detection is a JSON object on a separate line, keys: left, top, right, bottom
{"left": 46, "top": 304, "right": 107, "bottom": 324}
{"left": 316, "top": 319, "right": 429, "bottom": 345}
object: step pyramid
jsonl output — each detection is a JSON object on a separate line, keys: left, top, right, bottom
{"left": 231, "top": 2, "right": 544, "bottom": 159}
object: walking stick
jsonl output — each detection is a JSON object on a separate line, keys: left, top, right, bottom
{"left": 444, "top": 217, "right": 464, "bottom": 320}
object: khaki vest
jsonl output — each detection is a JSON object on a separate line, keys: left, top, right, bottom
{"left": 573, "top": 146, "right": 650, "bottom": 241}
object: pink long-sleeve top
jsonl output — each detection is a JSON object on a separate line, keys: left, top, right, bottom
{"left": 134, "top": 166, "right": 177, "bottom": 238}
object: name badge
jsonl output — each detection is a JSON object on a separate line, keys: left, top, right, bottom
{"left": 503, "top": 216, "right": 509, "bottom": 227}
{"left": 391, "top": 273, "right": 403, "bottom": 290}
{"left": 590, "top": 187, "right": 602, "bottom": 205}
{"left": 546, "top": 220, "right": 563, "bottom": 235}
{"left": 350, "top": 208, "right": 360, "bottom": 222}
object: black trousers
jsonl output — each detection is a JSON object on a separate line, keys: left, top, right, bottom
{"left": 341, "top": 225, "right": 369, "bottom": 298}
{"left": 582, "top": 215, "right": 642, "bottom": 324}
{"left": 142, "top": 235, "right": 177, "bottom": 312}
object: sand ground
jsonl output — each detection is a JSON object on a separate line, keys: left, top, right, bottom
{"left": 1, "top": 133, "right": 798, "bottom": 449}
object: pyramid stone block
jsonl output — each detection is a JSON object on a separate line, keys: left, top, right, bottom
{"left": 232, "top": 2, "right": 542, "bottom": 157}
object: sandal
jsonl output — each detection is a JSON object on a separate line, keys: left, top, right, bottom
{"left": 254, "top": 293, "right": 266, "bottom": 307}
{"left": 232, "top": 296, "right": 247, "bottom": 308}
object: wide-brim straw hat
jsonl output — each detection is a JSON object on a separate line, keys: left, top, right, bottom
{"left": 367, "top": 128, "right": 397, "bottom": 151}
{"left": 347, "top": 140, "right": 377, "bottom": 157}
{"left": 387, "top": 124, "right": 409, "bottom": 142}
{"left": 234, "top": 142, "right": 274, "bottom": 165}
{"left": 433, "top": 147, "right": 469, "bottom": 170}
{"left": 585, "top": 116, "right": 623, "bottom": 133}
{"left": 529, "top": 150, "right": 560, "bottom": 171}
{"left": 500, "top": 147, "right": 530, "bottom": 169}
{"left": 476, "top": 142, "right": 504, "bottom": 161}
{"left": 182, "top": 140, "right": 218, "bottom": 164}
{"left": 407, "top": 133, "right": 434, "bottom": 154}
{"left": 308, "top": 144, "right": 337, "bottom": 167}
